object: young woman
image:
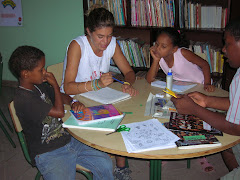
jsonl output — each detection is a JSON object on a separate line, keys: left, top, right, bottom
{"left": 61, "top": 6, "right": 135, "bottom": 180}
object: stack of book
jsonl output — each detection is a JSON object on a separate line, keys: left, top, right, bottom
{"left": 166, "top": 112, "right": 222, "bottom": 149}
{"left": 179, "top": 0, "right": 228, "bottom": 29}
{"left": 189, "top": 41, "right": 224, "bottom": 74}
{"left": 117, "top": 38, "right": 150, "bottom": 68}
{"left": 62, "top": 104, "right": 125, "bottom": 132}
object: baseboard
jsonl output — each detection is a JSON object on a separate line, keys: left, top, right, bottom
{"left": 2, "top": 80, "right": 18, "bottom": 88}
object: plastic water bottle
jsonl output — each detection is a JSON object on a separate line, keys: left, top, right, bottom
{"left": 166, "top": 69, "right": 173, "bottom": 98}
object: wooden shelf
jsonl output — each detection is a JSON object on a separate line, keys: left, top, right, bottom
{"left": 83, "top": 0, "right": 238, "bottom": 90}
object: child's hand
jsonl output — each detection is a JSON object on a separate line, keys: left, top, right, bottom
{"left": 187, "top": 92, "right": 208, "bottom": 108}
{"left": 99, "top": 72, "right": 113, "bottom": 88}
{"left": 204, "top": 84, "right": 215, "bottom": 92}
{"left": 171, "top": 94, "right": 199, "bottom": 115}
{"left": 121, "top": 84, "right": 138, "bottom": 96}
{"left": 71, "top": 101, "right": 85, "bottom": 113}
{"left": 44, "top": 72, "right": 58, "bottom": 86}
{"left": 150, "top": 46, "right": 161, "bottom": 62}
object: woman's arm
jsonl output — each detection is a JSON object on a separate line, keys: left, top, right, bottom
{"left": 63, "top": 41, "right": 99, "bottom": 94}
{"left": 112, "top": 43, "right": 138, "bottom": 96}
{"left": 112, "top": 43, "right": 136, "bottom": 84}
{"left": 181, "top": 49, "right": 215, "bottom": 92}
{"left": 63, "top": 40, "right": 83, "bottom": 95}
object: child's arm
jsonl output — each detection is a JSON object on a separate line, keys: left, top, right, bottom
{"left": 171, "top": 94, "right": 240, "bottom": 136}
{"left": 44, "top": 72, "right": 65, "bottom": 118}
{"left": 181, "top": 49, "right": 215, "bottom": 92}
{"left": 146, "top": 46, "right": 161, "bottom": 83}
{"left": 61, "top": 93, "right": 85, "bottom": 113}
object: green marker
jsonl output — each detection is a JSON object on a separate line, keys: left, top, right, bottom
{"left": 123, "top": 112, "right": 133, "bottom": 114}
{"left": 183, "top": 135, "right": 206, "bottom": 141}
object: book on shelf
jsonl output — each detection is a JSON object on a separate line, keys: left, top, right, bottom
{"left": 79, "top": 87, "right": 131, "bottom": 104}
{"left": 69, "top": 104, "right": 124, "bottom": 125}
{"left": 169, "top": 112, "right": 223, "bottom": 136}
{"left": 62, "top": 112, "right": 124, "bottom": 132}
{"left": 170, "top": 129, "right": 222, "bottom": 149}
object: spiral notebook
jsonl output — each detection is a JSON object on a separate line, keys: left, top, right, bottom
{"left": 79, "top": 87, "right": 131, "bottom": 104}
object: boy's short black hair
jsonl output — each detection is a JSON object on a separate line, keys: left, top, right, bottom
{"left": 9, "top": 46, "right": 45, "bottom": 78}
{"left": 225, "top": 17, "right": 240, "bottom": 41}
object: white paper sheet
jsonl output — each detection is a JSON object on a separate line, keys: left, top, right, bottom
{"left": 121, "top": 119, "right": 180, "bottom": 153}
{"left": 151, "top": 80, "right": 197, "bottom": 92}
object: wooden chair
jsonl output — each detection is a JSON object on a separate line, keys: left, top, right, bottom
{"left": 8, "top": 101, "right": 93, "bottom": 180}
{"left": 47, "top": 62, "right": 64, "bottom": 86}
{"left": 0, "top": 53, "right": 16, "bottom": 148}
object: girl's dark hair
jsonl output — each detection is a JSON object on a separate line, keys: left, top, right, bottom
{"left": 9, "top": 46, "right": 45, "bottom": 78}
{"left": 156, "top": 27, "right": 189, "bottom": 48}
{"left": 86, "top": 7, "right": 114, "bottom": 33}
{"left": 225, "top": 17, "right": 240, "bottom": 41}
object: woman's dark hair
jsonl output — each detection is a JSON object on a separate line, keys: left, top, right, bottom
{"left": 9, "top": 46, "right": 45, "bottom": 78}
{"left": 86, "top": 7, "right": 114, "bottom": 33}
{"left": 156, "top": 27, "right": 189, "bottom": 48}
{"left": 225, "top": 17, "right": 240, "bottom": 41}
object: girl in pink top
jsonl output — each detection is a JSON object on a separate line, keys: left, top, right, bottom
{"left": 146, "top": 27, "right": 215, "bottom": 92}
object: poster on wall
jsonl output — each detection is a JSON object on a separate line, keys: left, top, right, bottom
{"left": 0, "top": 0, "right": 23, "bottom": 26}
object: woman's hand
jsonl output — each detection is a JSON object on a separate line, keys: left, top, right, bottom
{"left": 204, "top": 84, "right": 215, "bottom": 92}
{"left": 121, "top": 84, "right": 138, "bottom": 96}
{"left": 71, "top": 101, "right": 85, "bottom": 113}
{"left": 99, "top": 72, "right": 113, "bottom": 88}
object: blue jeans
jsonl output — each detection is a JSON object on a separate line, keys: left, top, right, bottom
{"left": 35, "top": 137, "right": 113, "bottom": 180}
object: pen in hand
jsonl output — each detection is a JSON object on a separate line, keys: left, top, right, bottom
{"left": 112, "top": 77, "right": 130, "bottom": 85}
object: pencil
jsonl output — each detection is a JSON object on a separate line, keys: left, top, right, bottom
{"left": 112, "top": 77, "right": 124, "bottom": 84}
{"left": 163, "top": 90, "right": 178, "bottom": 98}
{"left": 112, "top": 77, "right": 130, "bottom": 85}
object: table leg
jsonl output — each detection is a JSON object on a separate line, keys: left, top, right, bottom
{"left": 150, "top": 160, "right": 162, "bottom": 180}
{"left": 187, "top": 159, "right": 191, "bottom": 169}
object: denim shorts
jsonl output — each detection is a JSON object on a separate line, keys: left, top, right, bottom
{"left": 35, "top": 137, "right": 113, "bottom": 180}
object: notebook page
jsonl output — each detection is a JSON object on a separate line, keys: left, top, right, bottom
{"left": 79, "top": 87, "right": 131, "bottom": 104}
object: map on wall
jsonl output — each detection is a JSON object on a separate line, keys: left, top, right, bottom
{"left": 0, "top": 0, "right": 23, "bottom": 26}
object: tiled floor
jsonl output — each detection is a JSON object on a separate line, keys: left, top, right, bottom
{"left": 0, "top": 86, "right": 230, "bottom": 180}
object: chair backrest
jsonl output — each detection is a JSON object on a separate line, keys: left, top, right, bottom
{"left": 0, "top": 53, "right": 3, "bottom": 94}
{"left": 47, "top": 62, "right": 64, "bottom": 87}
{"left": 8, "top": 101, "right": 32, "bottom": 164}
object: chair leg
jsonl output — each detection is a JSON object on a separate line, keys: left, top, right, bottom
{"left": 0, "top": 108, "right": 13, "bottom": 132}
{"left": 125, "top": 158, "right": 129, "bottom": 168}
{"left": 35, "top": 170, "right": 41, "bottom": 180}
{"left": 76, "top": 169, "right": 93, "bottom": 180}
{"left": 0, "top": 120, "right": 16, "bottom": 148}
{"left": 187, "top": 159, "right": 191, "bottom": 169}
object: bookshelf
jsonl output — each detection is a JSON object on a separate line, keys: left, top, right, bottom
{"left": 83, "top": 0, "right": 237, "bottom": 89}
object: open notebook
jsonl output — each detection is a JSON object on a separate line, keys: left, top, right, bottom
{"left": 79, "top": 87, "right": 131, "bottom": 104}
